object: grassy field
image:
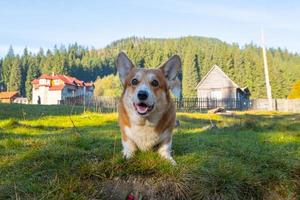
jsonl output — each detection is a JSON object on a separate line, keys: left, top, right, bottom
{"left": 0, "top": 103, "right": 299, "bottom": 199}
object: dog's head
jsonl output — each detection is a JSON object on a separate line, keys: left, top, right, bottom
{"left": 116, "top": 52, "right": 181, "bottom": 117}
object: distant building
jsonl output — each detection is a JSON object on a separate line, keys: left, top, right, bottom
{"left": 13, "top": 97, "right": 29, "bottom": 104}
{"left": 196, "top": 65, "right": 250, "bottom": 101}
{"left": 0, "top": 91, "right": 20, "bottom": 103}
{"left": 32, "top": 74, "right": 94, "bottom": 105}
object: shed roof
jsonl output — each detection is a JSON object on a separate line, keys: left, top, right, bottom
{"left": 196, "top": 65, "right": 239, "bottom": 89}
{"left": 0, "top": 91, "right": 19, "bottom": 99}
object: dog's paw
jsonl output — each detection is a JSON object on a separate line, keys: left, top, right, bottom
{"left": 122, "top": 150, "right": 134, "bottom": 159}
{"left": 160, "top": 153, "right": 177, "bottom": 165}
{"left": 168, "top": 157, "right": 177, "bottom": 166}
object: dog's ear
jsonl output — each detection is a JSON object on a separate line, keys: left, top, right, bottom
{"left": 159, "top": 55, "right": 181, "bottom": 98}
{"left": 168, "top": 76, "right": 181, "bottom": 98}
{"left": 116, "top": 51, "right": 135, "bottom": 85}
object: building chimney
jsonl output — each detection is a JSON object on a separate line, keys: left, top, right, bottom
{"left": 51, "top": 72, "right": 55, "bottom": 76}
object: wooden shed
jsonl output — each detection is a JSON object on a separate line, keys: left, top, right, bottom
{"left": 0, "top": 91, "right": 20, "bottom": 103}
{"left": 196, "top": 65, "right": 250, "bottom": 101}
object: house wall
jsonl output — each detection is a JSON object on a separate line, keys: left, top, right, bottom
{"left": 61, "top": 85, "right": 94, "bottom": 100}
{"left": 32, "top": 82, "right": 94, "bottom": 105}
{"left": 196, "top": 66, "right": 240, "bottom": 99}
{"left": 32, "top": 86, "right": 62, "bottom": 105}
{"left": 85, "top": 87, "right": 94, "bottom": 97}
{"left": 47, "top": 90, "right": 62, "bottom": 104}
{"left": 13, "top": 98, "right": 29, "bottom": 104}
{"left": 0, "top": 98, "right": 12, "bottom": 103}
{"left": 32, "top": 86, "right": 48, "bottom": 104}
{"left": 39, "top": 79, "right": 50, "bottom": 86}
{"left": 62, "top": 85, "right": 78, "bottom": 99}
{"left": 197, "top": 87, "right": 237, "bottom": 99}
{"left": 32, "top": 87, "right": 39, "bottom": 104}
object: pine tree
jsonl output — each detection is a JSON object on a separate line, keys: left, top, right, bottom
{"left": 182, "top": 49, "right": 201, "bottom": 98}
{"left": 8, "top": 57, "right": 22, "bottom": 92}
{"left": 137, "top": 58, "right": 145, "bottom": 68}
{"left": 2, "top": 49, "right": 15, "bottom": 90}
{"left": 0, "top": 59, "right": 3, "bottom": 91}
{"left": 20, "top": 48, "right": 30, "bottom": 96}
{"left": 25, "top": 58, "right": 41, "bottom": 99}
{"left": 7, "top": 45, "right": 14, "bottom": 57}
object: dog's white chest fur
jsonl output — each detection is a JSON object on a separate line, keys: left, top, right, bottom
{"left": 124, "top": 124, "right": 165, "bottom": 151}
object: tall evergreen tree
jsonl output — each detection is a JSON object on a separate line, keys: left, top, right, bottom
{"left": 20, "top": 48, "right": 30, "bottom": 96}
{"left": 25, "top": 58, "right": 41, "bottom": 99}
{"left": 2, "top": 47, "right": 15, "bottom": 90}
{"left": 0, "top": 59, "right": 3, "bottom": 91}
{"left": 7, "top": 45, "right": 14, "bottom": 57}
{"left": 182, "top": 50, "right": 201, "bottom": 98}
{"left": 8, "top": 57, "right": 22, "bottom": 92}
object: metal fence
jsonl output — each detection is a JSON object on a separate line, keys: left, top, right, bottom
{"left": 61, "top": 96, "right": 250, "bottom": 112}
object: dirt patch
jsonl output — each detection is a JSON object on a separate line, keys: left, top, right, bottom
{"left": 102, "top": 176, "right": 191, "bottom": 200}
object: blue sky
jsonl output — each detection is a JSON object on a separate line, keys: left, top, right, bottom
{"left": 0, "top": 0, "right": 299, "bottom": 57}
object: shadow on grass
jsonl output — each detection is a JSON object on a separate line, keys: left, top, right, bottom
{"left": 0, "top": 103, "right": 85, "bottom": 120}
{"left": 0, "top": 120, "right": 119, "bottom": 140}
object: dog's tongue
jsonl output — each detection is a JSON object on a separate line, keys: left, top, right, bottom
{"left": 135, "top": 103, "right": 148, "bottom": 114}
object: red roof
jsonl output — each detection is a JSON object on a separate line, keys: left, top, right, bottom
{"left": 85, "top": 82, "right": 94, "bottom": 87}
{"left": 32, "top": 74, "right": 93, "bottom": 91}
{"left": 54, "top": 75, "right": 84, "bottom": 86}
{"left": 0, "top": 91, "right": 19, "bottom": 99}
{"left": 31, "top": 79, "right": 39, "bottom": 84}
{"left": 49, "top": 85, "right": 65, "bottom": 91}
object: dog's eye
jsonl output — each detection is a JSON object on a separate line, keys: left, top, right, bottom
{"left": 131, "top": 78, "right": 138, "bottom": 85}
{"left": 151, "top": 80, "right": 159, "bottom": 87}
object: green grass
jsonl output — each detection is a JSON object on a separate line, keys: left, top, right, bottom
{"left": 0, "top": 104, "right": 299, "bottom": 199}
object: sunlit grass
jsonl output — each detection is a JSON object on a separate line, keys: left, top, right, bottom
{"left": 0, "top": 103, "right": 299, "bottom": 199}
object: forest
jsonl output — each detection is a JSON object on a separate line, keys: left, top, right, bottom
{"left": 0, "top": 36, "right": 299, "bottom": 99}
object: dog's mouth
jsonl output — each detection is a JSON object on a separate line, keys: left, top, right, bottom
{"left": 133, "top": 102, "right": 154, "bottom": 115}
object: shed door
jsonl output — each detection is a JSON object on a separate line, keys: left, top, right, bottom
{"left": 211, "top": 90, "right": 222, "bottom": 100}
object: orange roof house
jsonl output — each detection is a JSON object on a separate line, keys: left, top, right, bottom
{"left": 32, "top": 74, "right": 94, "bottom": 105}
{"left": 0, "top": 91, "right": 20, "bottom": 103}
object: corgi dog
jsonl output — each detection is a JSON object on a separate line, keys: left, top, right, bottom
{"left": 116, "top": 52, "right": 181, "bottom": 165}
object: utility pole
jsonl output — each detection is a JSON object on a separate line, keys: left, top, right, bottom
{"left": 261, "top": 29, "right": 273, "bottom": 110}
{"left": 83, "top": 85, "right": 86, "bottom": 113}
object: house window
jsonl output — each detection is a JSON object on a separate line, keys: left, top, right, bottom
{"left": 211, "top": 90, "right": 222, "bottom": 100}
{"left": 39, "top": 79, "right": 46, "bottom": 85}
{"left": 67, "top": 89, "right": 73, "bottom": 93}
{"left": 54, "top": 80, "right": 60, "bottom": 85}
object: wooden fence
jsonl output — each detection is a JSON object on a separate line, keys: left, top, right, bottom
{"left": 61, "top": 96, "right": 250, "bottom": 112}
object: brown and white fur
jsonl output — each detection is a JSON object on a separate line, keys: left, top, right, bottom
{"left": 116, "top": 52, "right": 181, "bottom": 165}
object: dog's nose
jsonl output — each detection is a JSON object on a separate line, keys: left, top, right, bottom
{"left": 137, "top": 90, "right": 148, "bottom": 100}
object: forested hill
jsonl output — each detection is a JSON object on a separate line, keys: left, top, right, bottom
{"left": 0, "top": 36, "right": 299, "bottom": 99}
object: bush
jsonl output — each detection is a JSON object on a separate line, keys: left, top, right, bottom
{"left": 288, "top": 80, "right": 300, "bottom": 99}
{"left": 94, "top": 74, "right": 122, "bottom": 97}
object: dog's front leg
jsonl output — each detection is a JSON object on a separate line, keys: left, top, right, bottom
{"left": 158, "top": 137, "right": 176, "bottom": 165}
{"left": 122, "top": 138, "right": 137, "bottom": 159}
